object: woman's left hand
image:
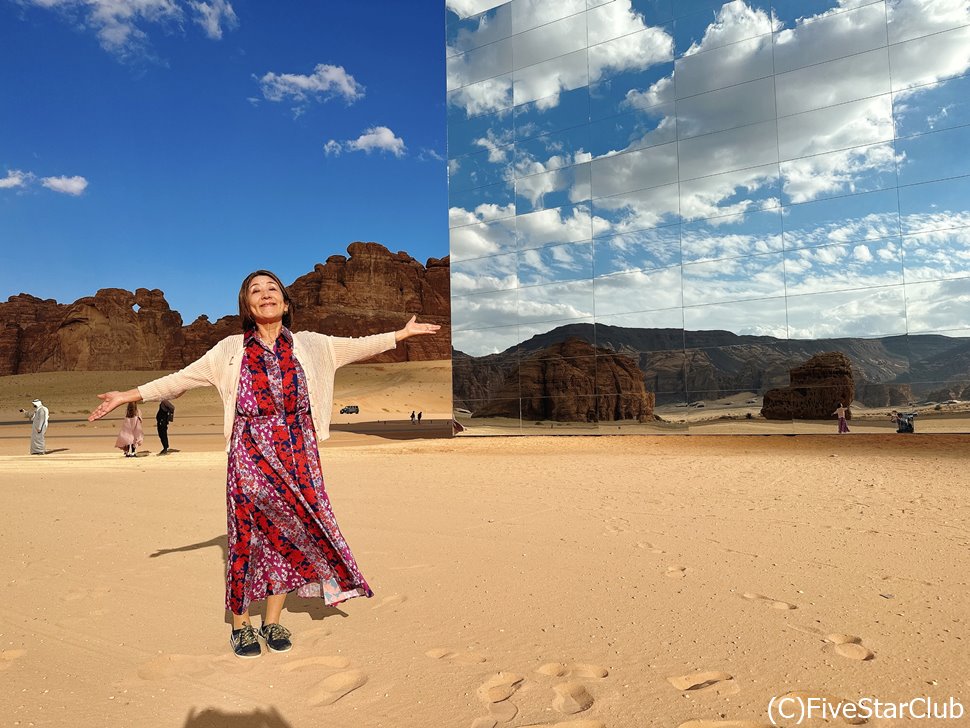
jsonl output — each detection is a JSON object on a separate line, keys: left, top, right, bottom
{"left": 396, "top": 316, "right": 441, "bottom": 341}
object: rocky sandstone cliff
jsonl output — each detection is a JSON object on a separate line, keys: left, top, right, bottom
{"left": 0, "top": 243, "right": 450, "bottom": 375}
{"left": 761, "top": 352, "right": 855, "bottom": 420}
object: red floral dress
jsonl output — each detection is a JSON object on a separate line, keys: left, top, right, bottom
{"left": 225, "top": 328, "right": 372, "bottom": 615}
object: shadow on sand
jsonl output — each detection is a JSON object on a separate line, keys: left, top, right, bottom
{"left": 183, "top": 706, "right": 293, "bottom": 728}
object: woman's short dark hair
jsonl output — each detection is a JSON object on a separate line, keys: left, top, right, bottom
{"left": 238, "top": 269, "right": 294, "bottom": 331}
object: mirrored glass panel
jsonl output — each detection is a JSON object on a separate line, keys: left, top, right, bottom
{"left": 449, "top": 217, "right": 517, "bottom": 262}
{"left": 515, "top": 202, "right": 594, "bottom": 250}
{"left": 777, "top": 94, "right": 894, "bottom": 162}
{"left": 518, "top": 317, "right": 596, "bottom": 348}
{"left": 588, "top": 24, "right": 676, "bottom": 86}
{"left": 452, "top": 253, "right": 519, "bottom": 295}
{"left": 594, "top": 267, "right": 683, "bottom": 315}
{"left": 446, "top": 2, "right": 513, "bottom": 57}
{"left": 592, "top": 182, "right": 681, "bottom": 236}
{"left": 771, "top": 0, "right": 879, "bottom": 28}
{"left": 518, "top": 240, "right": 594, "bottom": 286}
{"left": 786, "top": 285, "right": 908, "bottom": 339}
{"left": 898, "top": 175, "right": 970, "bottom": 235}
{"left": 517, "top": 395, "right": 602, "bottom": 429}
{"left": 587, "top": 103, "right": 676, "bottom": 157}
{"left": 449, "top": 182, "right": 515, "bottom": 222}
{"left": 449, "top": 108, "right": 513, "bottom": 159}
{"left": 678, "top": 120, "right": 779, "bottom": 180}
{"left": 511, "top": 0, "right": 586, "bottom": 33}
{"left": 588, "top": 61, "right": 675, "bottom": 121}
{"left": 514, "top": 85, "right": 589, "bottom": 142}
{"left": 516, "top": 278, "right": 595, "bottom": 323}
{"left": 448, "top": 146, "right": 512, "bottom": 192}
{"left": 673, "top": 3, "right": 772, "bottom": 57}
{"left": 893, "top": 74, "right": 970, "bottom": 139}
{"left": 679, "top": 164, "right": 781, "bottom": 224}
{"left": 775, "top": 46, "right": 890, "bottom": 118}
{"left": 594, "top": 225, "right": 681, "bottom": 276}
{"left": 779, "top": 141, "right": 897, "bottom": 206}
{"left": 681, "top": 208, "right": 783, "bottom": 264}
{"left": 784, "top": 238, "right": 904, "bottom": 296}
{"left": 782, "top": 188, "right": 900, "bottom": 251}
{"left": 447, "top": 37, "right": 513, "bottom": 91}
{"left": 512, "top": 12, "right": 587, "bottom": 71}
{"left": 902, "top": 229, "right": 970, "bottom": 284}
{"left": 587, "top": 0, "right": 673, "bottom": 46}
{"left": 772, "top": 2, "right": 888, "bottom": 75}
{"left": 896, "top": 125, "right": 970, "bottom": 188}
{"left": 452, "top": 288, "right": 520, "bottom": 331}
{"left": 682, "top": 297, "right": 789, "bottom": 341}
{"left": 452, "top": 325, "right": 522, "bottom": 358}
{"left": 904, "top": 278, "right": 970, "bottom": 334}
{"left": 447, "top": 73, "right": 514, "bottom": 120}
{"left": 589, "top": 142, "right": 678, "bottom": 197}
{"left": 448, "top": 0, "right": 511, "bottom": 20}
{"left": 514, "top": 124, "right": 592, "bottom": 176}
{"left": 887, "top": 0, "right": 970, "bottom": 44}
{"left": 515, "top": 163, "right": 591, "bottom": 214}
{"left": 676, "top": 77, "right": 776, "bottom": 140}
{"left": 888, "top": 25, "right": 970, "bottom": 94}
{"left": 455, "top": 398, "right": 524, "bottom": 431}
{"left": 513, "top": 49, "right": 589, "bottom": 107}
{"left": 673, "top": 34, "right": 773, "bottom": 98}
{"left": 682, "top": 252, "right": 786, "bottom": 306}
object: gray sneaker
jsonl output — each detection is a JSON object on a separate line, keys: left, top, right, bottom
{"left": 259, "top": 623, "right": 292, "bottom": 653}
{"left": 230, "top": 624, "right": 261, "bottom": 659}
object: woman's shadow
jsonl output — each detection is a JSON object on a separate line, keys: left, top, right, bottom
{"left": 150, "top": 537, "right": 348, "bottom": 623}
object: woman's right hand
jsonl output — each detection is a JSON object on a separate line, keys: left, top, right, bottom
{"left": 89, "top": 389, "right": 140, "bottom": 421}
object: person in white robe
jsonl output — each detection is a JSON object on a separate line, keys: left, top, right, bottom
{"left": 21, "top": 399, "right": 49, "bottom": 454}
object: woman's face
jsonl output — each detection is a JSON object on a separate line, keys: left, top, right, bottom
{"left": 247, "top": 275, "right": 287, "bottom": 326}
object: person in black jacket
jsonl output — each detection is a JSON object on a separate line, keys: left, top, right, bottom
{"left": 156, "top": 399, "right": 175, "bottom": 454}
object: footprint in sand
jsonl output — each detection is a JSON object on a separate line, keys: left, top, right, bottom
{"left": 471, "top": 718, "right": 498, "bottom": 728}
{"left": 281, "top": 655, "right": 352, "bottom": 672}
{"left": 310, "top": 669, "right": 368, "bottom": 706}
{"left": 477, "top": 672, "right": 525, "bottom": 703}
{"left": 637, "top": 541, "right": 666, "bottom": 554}
{"left": 824, "top": 634, "right": 875, "bottom": 661}
{"left": 0, "top": 649, "right": 26, "bottom": 672}
{"left": 536, "top": 662, "right": 608, "bottom": 679}
{"left": 372, "top": 594, "right": 407, "bottom": 611}
{"left": 487, "top": 699, "right": 519, "bottom": 722}
{"left": 138, "top": 654, "right": 217, "bottom": 680}
{"left": 667, "top": 671, "right": 739, "bottom": 695}
{"left": 426, "top": 647, "right": 488, "bottom": 665}
{"left": 677, "top": 721, "right": 774, "bottom": 728}
{"left": 62, "top": 586, "right": 111, "bottom": 603}
{"left": 604, "top": 516, "right": 630, "bottom": 535}
{"left": 742, "top": 592, "right": 796, "bottom": 610}
{"left": 553, "top": 681, "right": 595, "bottom": 714}
{"left": 666, "top": 565, "right": 688, "bottom": 578}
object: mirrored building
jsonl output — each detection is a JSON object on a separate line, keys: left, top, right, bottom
{"left": 446, "top": 0, "right": 970, "bottom": 434}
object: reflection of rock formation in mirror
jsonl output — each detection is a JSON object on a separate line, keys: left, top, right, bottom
{"left": 467, "top": 337, "right": 654, "bottom": 423}
{"left": 761, "top": 353, "right": 855, "bottom": 420}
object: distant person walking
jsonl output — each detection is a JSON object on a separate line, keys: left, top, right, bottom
{"left": 115, "top": 403, "right": 144, "bottom": 457}
{"left": 832, "top": 402, "right": 850, "bottom": 434}
{"left": 156, "top": 399, "right": 175, "bottom": 454}
{"left": 410, "top": 410, "right": 416, "bottom": 424}
{"left": 20, "top": 398, "right": 48, "bottom": 455}
{"left": 417, "top": 411, "right": 422, "bottom": 424}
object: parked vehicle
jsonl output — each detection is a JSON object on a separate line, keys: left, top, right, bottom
{"left": 340, "top": 405, "right": 359, "bottom": 414}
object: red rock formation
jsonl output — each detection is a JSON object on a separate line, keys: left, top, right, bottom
{"left": 761, "top": 352, "right": 855, "bottom": 420}
{"left": 0, "top": 243, "right": 450, "bottom": 374}
{"left": 473, "top": 338, "right": 654, "bottom": 422}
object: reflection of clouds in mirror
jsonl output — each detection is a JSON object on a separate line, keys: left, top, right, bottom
{"left": 780, "top": 143, "right": 896, "bottom": 204}
{"left": 903, "top": 225, "right": 970, "bottom": 282}
{"left": 784, "top": 240, "right": 905, "bottom": 296}
{"left": 904, "top": 278, "right": 970, "bottom": 333}
{"left": 681, "top": 0, "right": 777, "bottom": 57}
{"left": 594, "top": 268, "right": 684, "bottom": 316}
{"left": 786, "top": 286, "right": 908, "bottom": 339}
{"left": 515, "top": 204, "right": 607, "bottom": 249}
{"left": 682, "top": 254, "right": 787, "bottom": 305}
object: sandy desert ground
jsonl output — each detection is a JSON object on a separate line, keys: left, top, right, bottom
{"left": 1, "top": 367, "right": 969, "bottom": 728}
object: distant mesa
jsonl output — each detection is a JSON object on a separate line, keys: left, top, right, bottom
{"left": 0, "top": 242, "right": 450, "bottom": 375}
{"left": 469, "top": 337, "right": 655, "bottom": 423}
{"left": 761, "top": 352, "right": 855, "bottom": 420}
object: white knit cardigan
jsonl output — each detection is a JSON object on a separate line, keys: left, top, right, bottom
{"left": 137, "top": 330, "right": 397, "bottom": 447}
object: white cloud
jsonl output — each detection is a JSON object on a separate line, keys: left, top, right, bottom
{"left": 258, "top": 64, "right": 364, "bottom": 111}
{"left": 19, "top": 0, "right": 236, "bottom": 59}
{"left": 187, "top": 0, "right": 237, "bottom": 40}
{"left": 0, "top": 170, "right": 31, "bottom": 189}
{"left": 325, "top": 126, "right": 407, "bottom": 158}
{"left": 40, "top": 175, "right": 89, "bottom": 195}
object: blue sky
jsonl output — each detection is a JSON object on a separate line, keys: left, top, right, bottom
{"left": 0, "top": 0, "right": 447, "bottom": 322}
